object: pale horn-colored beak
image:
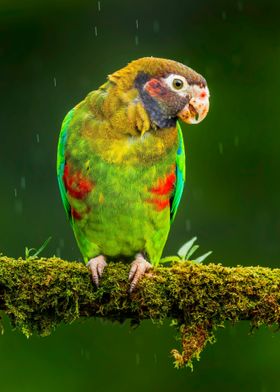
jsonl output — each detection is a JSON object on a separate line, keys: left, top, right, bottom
{"left": 178, "top": 85, "right": 210, "bottom": 124}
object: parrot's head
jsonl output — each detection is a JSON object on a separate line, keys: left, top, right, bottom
{"left": 108, "top": 57, "right": 210, "bottom": 129}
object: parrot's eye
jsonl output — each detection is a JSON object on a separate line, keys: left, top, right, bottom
{"left": 172, "top": 79, "right": 184, "bottom": 90}
{"left": 163, "top": 74, "right": 188, "bottom": 95}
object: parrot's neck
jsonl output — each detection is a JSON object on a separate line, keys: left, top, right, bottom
{"left": 81, "top": 84, "right": 179, "bottom": 165}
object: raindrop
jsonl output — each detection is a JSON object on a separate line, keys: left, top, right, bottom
{"left": 94, "top": 26, "right": 98, "bottom": 37}
{"left": 36, "top": 133, "right": 40, "bottom": 143}
{"left": 135, "top": 35, "right": 139, "bottom": 46}
{"left": 218, "top": 142, "right": 224, "bottom": 154}
{"left": 136, "top": 353, "right": 140, "bottom": 365}
{"left": 14, "top": 188, "right": 17, "bottom": 198}
{"left": 154, "top": 353, "right": 158, "bottom": 364}
{"left": 20, "top": 176, "right": 26, "bottom": 190}
{"left": 53, "top": 77, "right": 57, "bottom": 87}
{"left": 136, "top": 19, "right": 139, "bottom": 29}
{"left": 14, "top": 199, "right": 23, "bottom": 214}
{"left": 185, "top": 219, "right": 191, "bottom": 232}
{"left": 59, "top": 238, "right": 65, "bottom": 248}
{"left": 56, "top": 248, "right": 61, "bottom": 257}
{"left": 0, "top": 322, "right": 4, "bottom": 335}
{"left": 234, "top": 136, "right": 239, "bottom": 147}
{"left": 84, "top": 349, "right": 90, "bottom": 360}
{"left": 97, "top": 1, "right": 101, "bottom": 11}
{"left": 153, "top": 20, "right": 160, "bottom": 33}
{"left": 237, "top": 1, "right": 243, "bottom": 11}
{"left": 222, "top": 11, "right": 227, "bottom": 20}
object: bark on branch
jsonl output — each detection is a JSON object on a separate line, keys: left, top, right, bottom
{"left": 0, "top": 255, "right": 280, "bottom": 368}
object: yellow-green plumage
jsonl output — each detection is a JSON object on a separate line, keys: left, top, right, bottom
{"left": 57, "top": 57, "right": 208, "bottom": 267}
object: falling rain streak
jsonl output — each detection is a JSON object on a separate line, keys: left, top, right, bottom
{"left": 218, "top": 142, "right": 224, "bottom": 154}
{"left": 94, "top": 26, "right": 98, "bottom": 37}
{"left": 153, "top": 20, "right": 160, "bottom": 33}
{"left": 14, "top": 200, "right": 23, "bottom": 214}
{"left": 53, "top": 77, "right": 57, "bottom": 87}
{"left": 97, "top": 1, "right": 101, "bottom": 11}
{"left": 20, "top": 176, "right": 26, "bottom": 190}
{"left": 238, "top": 1, "right": 243, "bottom": 11}
{"left": 59, "top": 238, "right": 65, "bottom": 248}
{"left": 56, "top": 248, "right": 61, "bottom": 257}
{"left": 36, "top": 133, "right": 40, "bottom": 143}
{"left": 154, "top": 353, "right": 158, "bottom": 364}
{"left": 185, "top": 219, "right": 191, "bottom": 232}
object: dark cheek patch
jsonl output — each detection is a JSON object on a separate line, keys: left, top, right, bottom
{"left": 63, "top": 163, "right": 94, "bottom": 200}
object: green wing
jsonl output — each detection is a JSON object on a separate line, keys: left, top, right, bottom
{"left": 170, "top": 121, "right": 186, "bottom": 223}
{"left": 57, "top": 108, "right": 75, "bottom": 224}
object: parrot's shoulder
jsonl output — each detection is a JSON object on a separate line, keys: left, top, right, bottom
{"left": 57, "top": 107, "right": 77, "bottom": 223}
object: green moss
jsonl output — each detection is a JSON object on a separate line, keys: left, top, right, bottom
{"left": 0, "top": 256, "right": 280, "bottom": 368}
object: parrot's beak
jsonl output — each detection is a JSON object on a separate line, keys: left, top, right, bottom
{"left": 178, "top": 85, "right": 210, "bottom": 125}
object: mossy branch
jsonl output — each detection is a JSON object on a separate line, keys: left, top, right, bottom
{"left": 0, "top": 255, "right": 280, "bottom": 368}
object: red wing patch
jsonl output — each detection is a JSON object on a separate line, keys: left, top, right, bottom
{"left": 151, "top": 171, "right": 176, "bottom": 195}
{"left": 71, "top": 207, "right": 82, "bottom": 220}
{"left": 63, "top": 163, "right": 94, "bottom": 200}
{"left": 146, "top": 198, "right": 170, "bottom": 211}
{"left": 147, "top": 167, "right": 176, "bottom": 212}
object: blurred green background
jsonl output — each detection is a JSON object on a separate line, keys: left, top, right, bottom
{"left": 1, "top": 0, "right": 280, "bottom": 390}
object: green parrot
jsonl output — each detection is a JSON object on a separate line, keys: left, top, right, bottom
{"left": 57, "top": 57, "right": 210, "bottom": 291}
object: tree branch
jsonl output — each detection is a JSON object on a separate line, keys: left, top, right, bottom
{"left": 0, "top": 255, "right": 280, "bottom": 368}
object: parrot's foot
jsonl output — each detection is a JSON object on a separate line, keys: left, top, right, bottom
{"left": 87, "top": 255, "right": 107, "bottom": 287}
{"left": 128, "top": 253, "right": 152, "bottom": 293}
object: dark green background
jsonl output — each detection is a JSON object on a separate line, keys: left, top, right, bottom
{"left": 1, "top": 0, "right": 280, "bottom": 390}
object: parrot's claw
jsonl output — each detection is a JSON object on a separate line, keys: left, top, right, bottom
{"left": 87, "top": 255, "right": 107, "bottom": 287}
{"left": 129, "top": 253, "right": 152, "bottom": 293}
